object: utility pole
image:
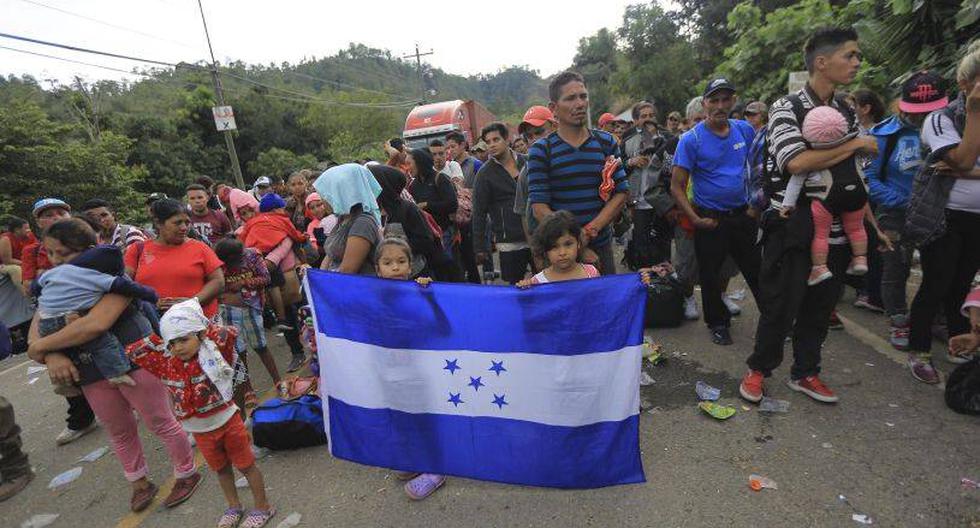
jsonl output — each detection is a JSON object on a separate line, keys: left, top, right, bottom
{"left": 400, "top": 43, "right": 434, "bottom": 104}
{"left": 197, "top": 0, "right": 245, "bottom": 189}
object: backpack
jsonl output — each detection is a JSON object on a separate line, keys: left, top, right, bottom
{"left": 251, "top": 395, "right": 328, "bottom": 450}
{"left": 945, "top": 358, "right": 980, "bottom": 415}
{"left": 643, "top": 274, "right": 685, "bottom": 328}
{"left": 903, "top": 102, "right": 964, "bottom": 247}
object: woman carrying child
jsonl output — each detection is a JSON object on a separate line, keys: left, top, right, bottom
{"left": 28, "top": 222, "right": 202, "bottom": 513}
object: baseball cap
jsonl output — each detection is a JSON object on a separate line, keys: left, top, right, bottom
{"left": 744, "top": 101, "right": 768, "bottom": 115}
{"left": 703, "top": 78, "right": 736, "bottom": 98}
{"left": 253, "top": 176, "right": 272, "bottom": 188}
{"left": 145, "top": 192, "right": 168, "bottom": 205}
{"left": 471, "top": 140, "right": 488, "bottom": 152}
{"left": 597, "top": 112, "right": 617, "bottom": 128}
{"left": 32, "top": 198, "right": 71, "bottom": 217}
{"left": 519, "top": 105, "right": 556, "bottom": 132}
{"left": 899, "top": 71, "right": 948, "bottom": 114}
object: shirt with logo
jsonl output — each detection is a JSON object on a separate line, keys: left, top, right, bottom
{"left": 673, "top": 119, "right": 756, "bottom": 211}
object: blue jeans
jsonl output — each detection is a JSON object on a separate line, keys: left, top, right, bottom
{"left": 39, "top": 314, "right": 131, "bottom": 380}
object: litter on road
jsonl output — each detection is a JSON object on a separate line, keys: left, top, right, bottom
{"left": 759, "top": 397, "right": 790, "bottom": 414}
{"left": 77, "top": 446, "right": 109, "bottom": 463}
{"left": 748, "top": 474, "right": 778, "bottom": 491}
{"left": 47, "top": 467, "right": 82, "bottom": 490}
{"left": 276, "top": 512, "right": 303, "bottom": 528}
{"left": 695, "top": 381, "right": 720, "bottom": 401}
{"left": 961, "top": 477, "right": 978, "bottom": 489}
{"left": 852, "top": 513, "right": 874, "bottom": 524}
{"left": 20, "top": 513, "right": 60, "bottom": 528}
{"left": 698, "top": 402, "right": 736, "bottom": 420}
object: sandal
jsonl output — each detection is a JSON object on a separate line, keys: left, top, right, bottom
{"left": 217, "top": 507, "right": 245, "bottom": 528}
{"left": 240, "top": 507, "right": 276, "bottom": 528}
{"left": 130, "top": 481, "right": 159, "bottom": 512}
{"left": 404, "top": 473, "right": 446, "bottom": 500}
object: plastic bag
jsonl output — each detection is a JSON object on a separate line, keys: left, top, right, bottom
{"left": 945, "top": 358, "right": 980, "bottom": 415}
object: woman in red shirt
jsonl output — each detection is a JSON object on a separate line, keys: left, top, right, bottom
{"left": 125, "top": 199, "right": 225, "bottom": 318}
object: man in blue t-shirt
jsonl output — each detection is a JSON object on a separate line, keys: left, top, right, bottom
{"left": 670, "top": 78, "right": 762, "bottom": 345}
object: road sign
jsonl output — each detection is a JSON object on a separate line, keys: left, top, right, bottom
{"left": 788, "top": 71, "right": 808, "bottom": 94}
{"left": 212, "top": 105, "right": 237, "bottom": 131}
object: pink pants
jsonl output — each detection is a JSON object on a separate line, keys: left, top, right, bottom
{"left": 81, "top": 369, "right": 196, "bottom": 482}
{"left": 811, "top": 200, "right": 867, "bottom": 260}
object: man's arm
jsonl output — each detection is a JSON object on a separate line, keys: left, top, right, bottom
{"left": 942, "top": 82, "right": 980, "bottom": 171}
{"left": 587, "top": 192, "right": 628, "bottom": 233}
{"left": 670, "top": 166, "right": 715, "bottom": 230}
{"left": 471, "top": 173, "right": 490, "bottom": 255}
{"left": 527, "top": 142, "right": 553, "bottom": 223}
{"left": 0, "top": 237, "right": 18, "bottom": 265}
{"left": 785, "top": 137, "right": 876, "bottom": 174}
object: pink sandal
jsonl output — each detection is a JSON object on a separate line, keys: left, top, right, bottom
{"left": 217, "top": 507, "right": 244, "bottom": 528}
{"left": 404, "top": 473, "right": 446, "bottom": 500}
{"left": 240, "top": 507, "right": 276, "bottom": 528}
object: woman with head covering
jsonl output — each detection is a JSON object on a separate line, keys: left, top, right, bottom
{"left": 369, "top": 165, "right": 463, "bottom": 282}
{"left": 313, "top": 164, "right": 383, "bottom": 276}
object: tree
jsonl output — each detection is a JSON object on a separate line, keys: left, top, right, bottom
{"left": 0, "top": 100, "right": 146, "bottom": 223}
{"left": 246, "top": 147, "right": 318, "bottom": 181}
{"left": 573, "top": 28, "right": 622, "bottom": 115}
{"left": 614, "top": 3, "right": 701, "bottom": 114}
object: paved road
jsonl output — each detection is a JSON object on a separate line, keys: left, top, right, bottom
{"left": 1, "top": 285, "right": 977, "bottom": 528}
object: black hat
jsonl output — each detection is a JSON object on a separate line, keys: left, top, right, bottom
{"left": 703, "top": 78, "right": 736, "bottom": 98}
{"left": 145, "top": 192, "right": 168, "bottom": 205}
{"left": 899, "top": 71, "right": 948, "bottom": 114}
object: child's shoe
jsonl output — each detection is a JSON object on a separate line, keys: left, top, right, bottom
{"left": 405, "top": 473, "right": 446, "bottom": 500}
{"left": 108, "top": 374, "right": 137, "bottom": 387}
{"left": 216, "top": 507, "right": 244, "bottom": 528}
{"left": 240, "top": 507, "right": 276, "bottom": 528}
{"left": 807, "top": 265, "right": 833, "bottom": 286}
{"left": 846, "top": 255, "right": 868, "bottom": 275}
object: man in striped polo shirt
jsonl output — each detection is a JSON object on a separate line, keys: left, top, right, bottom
{"left": 740, "top": 27, "right": 879, "bottom": 406}
{"left": 527, "top": 71, "right": 629, "bottom": 275}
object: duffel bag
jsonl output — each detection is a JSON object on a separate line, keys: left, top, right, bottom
{"left": 252, "top": 395, "right": 327, "bottom": 450}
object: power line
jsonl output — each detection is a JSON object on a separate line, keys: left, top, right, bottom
{"left": 0, "top": 30, "right": 418, "bottom": 109}
{"left": 0, "top": 44, "right": 160, "bottom": 78}
{"left": 16, "top": 0, "right": 200, "bottom": 51}
{"left": 222, "top": 70, "right": 419, "bottom": 108}
{"left": 279, "top": 69, "right": 410, "bottom": 100}
{"left": 0, "top": 31, "right": 184, "bottom": 67}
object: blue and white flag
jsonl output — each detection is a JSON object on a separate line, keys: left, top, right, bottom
{"left": 306, "top": 270, "right": 647, "bottom": 489}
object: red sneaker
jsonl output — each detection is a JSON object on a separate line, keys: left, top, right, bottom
{"left": 787, "top": 375, "right": 839, "bottom": 403}
{"left": 739, "top": 370, "right": 764, "bottom": 403}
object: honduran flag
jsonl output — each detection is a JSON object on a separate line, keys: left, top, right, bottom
{"left": 305, "top": 270, "right": 647, "bottom": 489}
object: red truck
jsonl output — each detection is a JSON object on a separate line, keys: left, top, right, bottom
{"left": 402, "top": 99, "right": 497, "bottom": 148}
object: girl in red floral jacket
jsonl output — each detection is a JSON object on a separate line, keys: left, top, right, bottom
{"left": 132, "top": 298, "right": 275, "bottom": 528}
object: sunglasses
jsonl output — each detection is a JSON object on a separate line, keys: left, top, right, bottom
{"left": 667, "top": 117, "right": 679, "bottom": 122}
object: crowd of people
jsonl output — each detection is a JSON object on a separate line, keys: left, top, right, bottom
{"left": 0, "top": 25, "right": 978, "bottom": 526}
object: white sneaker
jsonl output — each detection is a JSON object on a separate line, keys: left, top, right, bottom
{"left": 683, "top": 296, "right": 700, "bottom": 321}
{"left": 723, "top": 295, "right": 742, "bottom": 316}
{"left": 56, "top": 422, "right": 98, "bottom": 446}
